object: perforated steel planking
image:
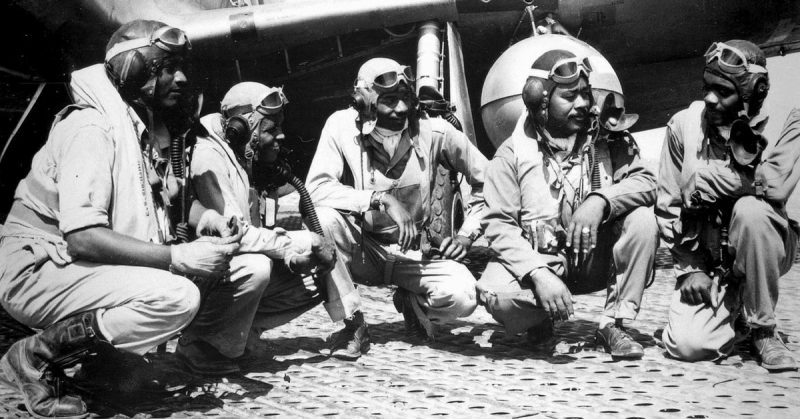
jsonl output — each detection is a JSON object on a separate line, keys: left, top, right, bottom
{"left": 1, "top": 251, "right": 799, "bottom": 418}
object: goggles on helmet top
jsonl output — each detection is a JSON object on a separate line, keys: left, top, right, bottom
{"left": 354, "top": 66, "right": 415, "bottom": 92}
{"left": 704, "top": 42, "right": 767, "bottom": 76}
{"left": 105, "top": 26, "right": 191, "bottom": 63}
{"left": 529, "top": 56, "right": 592, "bottom": 85}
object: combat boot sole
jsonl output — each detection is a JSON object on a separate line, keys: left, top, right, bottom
{"left": 0, "top": 343, "right": 88, "bottom": 419}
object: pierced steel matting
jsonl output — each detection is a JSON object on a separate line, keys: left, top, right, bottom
{"left": 2, "top": 261, "right": 800, "bottom": 418}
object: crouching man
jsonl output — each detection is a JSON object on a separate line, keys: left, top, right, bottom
{"left": 657, "top": 39, "right": 799, "bottom": 371}
{"left": 0, "top": 20, "right": 239, "bottom": 417}
{"left": 305, "top": 57, "right": 488, "bottom": 354}
{"left": 477, "top": 49, "right": 658, "bottom": 359}
{"left": 187, "top": 81, "right": 335, "bottom": 374}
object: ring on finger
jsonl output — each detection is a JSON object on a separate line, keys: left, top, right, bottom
{"left": 581, "top": 227, "right": 590, "bottom": 234}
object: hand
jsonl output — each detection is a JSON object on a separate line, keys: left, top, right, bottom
{"left": 170, "top": 233, "right": 242, "bottom": 280}
{"left": 382, "top": 194, "right": 417, "bottom": 252}
{"left": 437, "top": 235, "right": 472, "bottom": 261}
{"left": 566, "top": 195, "right": 607, "bottom": 256}
{"left": 679, "top": 271, "right": 718, "bottom": 306}
{"left": 196, "top": 210, "right": 241, "bottom": 238}
{"left": 287, "top": 233, "right": 336, "bottom": 277}
{"left": 531, "top": 268, "right": 574, "bottom": 322}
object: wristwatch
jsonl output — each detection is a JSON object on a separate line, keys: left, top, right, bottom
{"left": 371, "top": 191, "right": 386, "bottom": 211}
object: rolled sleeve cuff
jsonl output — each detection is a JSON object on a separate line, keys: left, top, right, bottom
{"left": 59, "top": 210, "right": 109, "bottom": 235}
{"left": 457, "top": 216, "right": 483, "bottom": 240}
{"left": 587, "top": 192, "right": 615, "bottom": 223}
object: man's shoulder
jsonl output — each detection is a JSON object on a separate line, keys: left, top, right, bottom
{"left": 326, "top": 108, "right": 358, "bottom": 126}
{"left": 668, "top": 101, "right": 705, "bottom": 131}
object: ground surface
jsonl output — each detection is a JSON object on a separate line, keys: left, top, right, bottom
{"left": 1, "top": 235, "right": 799, "bottom": 418}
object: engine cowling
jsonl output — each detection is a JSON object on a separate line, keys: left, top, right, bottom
{"left": 480, "top": 34, "right": 625, "bottom": 149}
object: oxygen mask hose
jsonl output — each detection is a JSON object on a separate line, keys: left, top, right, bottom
{"left": 171, "top": 132, "right": 191, "bottom": 243}
{"left": 269, "top": 162, "right": 329, "bottom": 301}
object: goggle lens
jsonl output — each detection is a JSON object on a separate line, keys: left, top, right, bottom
{"left": 547, "top": 57, "right": 592, "bottom": 84}
{"left": 153, "top": 27, "right": 191, "bottom": 54}
{"left": 704, "top": 42, "right": 766, "bottom": 75}
{"left": 372, "top": 66, "right": 415, "bottom": 90}
{"left": 257, "top": 88, "right": 289, "bottom": 115}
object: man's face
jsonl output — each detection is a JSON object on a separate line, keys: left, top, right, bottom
{"left": 375, "top": 83, "right": 412, "bottom": 131}
{"left": 154, "top": 57, "right": 189, "bottom": 110}
{"left": 545, "top": 77, "right": 593, "bottom": 137}
{"left": 703, "top": 70, "right": 741, "bottom": 126}
{"left": 252, "top": 111, "right": 285, "bottom": 164}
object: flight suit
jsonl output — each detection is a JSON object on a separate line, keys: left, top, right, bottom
{"left": 478, "top": 112, "right": 659, "bottom": 334}
{"left": 190, "top": 113, "right": 320, "bottom": 357}
{"left": 306, "top": 108, "right": 487, "bottom": 322}
{"left": 657, "top": 102, "right": 800, "bottom": 360}
{"left": 0, "top": 64, "right": 199, "bottom": 356}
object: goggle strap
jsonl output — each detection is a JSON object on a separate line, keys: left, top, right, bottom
{"left": 105, "top": 38, "right": 151, "bottom": 62}
{"left": 224, "top": 104, "right": 254, "bottom": 118}
{"left": 529, "top": 69, "right": 551, "bottom": 79}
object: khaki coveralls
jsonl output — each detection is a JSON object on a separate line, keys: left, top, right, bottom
{"left": 306, "top": 108, "right": 488, "bottom": 322}
{"left": 188, "top": 114, "right": 316, "bottom": 358}
{"left": 0, "top": 65, "right": 199, "bottom": 356}
{"left": 657, "top": 102, "right": 800, "bottom": 361}
{"left": 478, "top": 113, "right": 659, "bottom": 334}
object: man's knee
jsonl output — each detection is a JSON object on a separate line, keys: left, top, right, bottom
{"left": 426, "top": 265, "right": 478, "bottom": 319}
{"left": 663, "top": 325, "right": 724, "bottom": 362}
{"left": 731, "top": 196, "right": 773, "bottom": 232}
{"left": 620, "top": 206, "right": 659, "bottom": 248}
{"left": 315, "top": 206, "right": 347, "bottom": 232}
{"left": 152, "top": 274, "right": 202, "bottom": 324}
{"left": 477, "top": 283, "right": 544, "bottom": 334}
{"left": 230, "top": 253, "right": 273, "bottom": 293}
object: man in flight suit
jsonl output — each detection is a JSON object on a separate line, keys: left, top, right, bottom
{"left": 477, "top": 49, "right": 659, "bottom": 359}
{"left": 657, "top": 39, "right": 799, "bottom": 371}
{"left": 0, "top": 20, "right": 239, "bottom": 417}
{"left": 306, "top": 57, "right": 488, "bottom": 357}
{"left": 188, "top": 82, "right": 335, "bottom": 374}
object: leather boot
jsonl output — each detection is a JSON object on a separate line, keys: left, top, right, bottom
{"left": 752, "top": 327, "right": 797, "bottom": 372}
{"left": 0, "top": 311, "right": 104, "bottom": 418}
{"left": 329, "top": 310, "right": 371, "bottom": 360}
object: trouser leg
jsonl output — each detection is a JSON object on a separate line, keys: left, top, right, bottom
{"left": 0, "top": 238, "right": 200, "bottom": 356}
{"left": 314, "top": 207, "right": 364, "bottom": 321}
{"left": 477, "top": 261, "right": 549, "bottom": 335}
{"left": 182, "top": 253, "right": 272, "bottom": 358}
{"left": 662, "top": 277, "right": 739, "bottom": 361}
{"left": 601, "top": 206, "right": 659, "bottom": 321}
{"left": 728, "top": 196, "right": 797, "bottom": 328}
{"left": 389, "top": 257, "right": 477, "bottom": 321}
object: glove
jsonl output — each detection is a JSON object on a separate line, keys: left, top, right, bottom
{"left": 196, "top": 210, "right": 241, "bottom": 238}
{"left": 170, "top": 234, "right": 241, "bottom": 280}
{"left": 286, "top": 233, "right": 336, "bottom": 277}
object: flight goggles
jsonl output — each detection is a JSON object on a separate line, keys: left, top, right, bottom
{"left": 225, "top": 87, "right": 289, "bottom": 118}
{"left": 704, "top": 42, "right": 767, "bottom": 75}
{"left": 105, "top": 26, "right": 192, "bottom": 62}
{"left": 355, "top": 66, "right": 415, "bottom": 91}
{"left": 256, "top": 88, "right": 289, "bottom": 115}
{"left": 529, "top": 56, "right": 592, "bottom": 84}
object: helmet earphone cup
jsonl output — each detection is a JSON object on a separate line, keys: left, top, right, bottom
{"left": 352, "top": 90, "right": 374, "bottom": 121}
{"left": 225, "top": 115, "right": 251, "bottom": 147}
{"left": 746, "top": 75, "right": 770, "bottom": 116}
{"left": 105, "top": 49, "right": 152, "bottom": 100}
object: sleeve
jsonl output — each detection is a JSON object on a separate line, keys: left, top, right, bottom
{"left": 191, "top": 145, "right": 242, "bottom": 218}
{"left": 755, "top": 108, "right": 800, "bottom": 204}
{"left": 590, "top": 134, "right": 657, "bottom": 221}
{"left": 437, "top": 123, "right": 488, "bottom": 238}
{"left": 481, "top": 146, "right": 562, "bottom": 280}
{"left": 655, "top": 120, "right": 707, "bottom": 277}
{"left": 306, "top": 113, "right": 374, "bottom": 212}
{"left": 238, "top": 223, "right": 313, "bottom": 260}
{"left": 56, "top": 114, "right": 115, "bottom": 235}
